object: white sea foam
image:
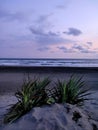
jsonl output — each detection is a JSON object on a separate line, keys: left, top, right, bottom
{"left": 0, "top": 59, "right": 98, "bottom": 67}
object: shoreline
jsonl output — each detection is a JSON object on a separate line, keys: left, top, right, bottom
{"left": 1, "top": 66, "right": 98, "bottom": 73}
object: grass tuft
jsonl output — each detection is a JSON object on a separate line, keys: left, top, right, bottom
{"left": 4, "top": 78, "right": 50, "bottom": 124}
{"left": 4, "top": 75, "right": 92, "bottom": 124}
{"left": 49, "top": 76, "right": 91, "bottom": 105}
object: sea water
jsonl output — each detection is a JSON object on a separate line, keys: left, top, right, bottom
{"left": 0, "top": 58, "right": 98, "bottom": 67}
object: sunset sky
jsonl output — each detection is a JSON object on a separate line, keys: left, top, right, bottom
{"left": 0, "top": 0, "right": 98, "bottom": 58}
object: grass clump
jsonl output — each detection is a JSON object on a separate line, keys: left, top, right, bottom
{"left": 49, "top": 76, "right": 91, "bottom": 105}
{"left": 4, "top": 75, "right": 92, "bottom": 124}
{"left": 4, "top": 78, "right": 50, "bottom": 124}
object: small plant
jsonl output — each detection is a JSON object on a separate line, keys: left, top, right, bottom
{"left": 4, "top": 75, "right": 92, "bottom": 124}
{"left": 50, "top": 76, "right": 91, "bottom": 105}
{"left": 66, "top": 76, "right": 91, "bottom": 105}
{"left": 4, "top": 78, "right": 50, "bottom": 124}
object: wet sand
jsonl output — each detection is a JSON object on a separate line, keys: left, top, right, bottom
{"left": 0, "top": 66, "right": 98, "bottom": 94}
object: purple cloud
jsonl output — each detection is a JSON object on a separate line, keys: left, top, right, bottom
{"left": 38, "top": 47, "right": 50, "bottom": 51}
{"left": 58, "top": 46, "right": 76, "bottom": 53}
{"left": 73, "top": 45, "right": 95, "bottom": 53}
{"left": 30, "top": 27, "right": 75, "bottom": 45}
{"left": 0, "top": 9, "right": 28, "bottom": 22}
{"left": 64, "top": 28, "right": 82, "bottom": 36}
{"left": 29, "top": 14, "right": 76, "bottom": 45}
{"left": 87, "top": 42, "right": 93, "bottom": 46}
{"left": 56, "top": 5, "right": 66, "bottom": 10}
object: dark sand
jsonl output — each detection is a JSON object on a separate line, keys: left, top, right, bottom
{"left": 0, "top": 66, "right": 98, "bottom": 94}
{"left": 0, "top": 66, "right": 98, "bottom": 125}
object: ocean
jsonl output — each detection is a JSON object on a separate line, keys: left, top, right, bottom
{"left": 0, "top": 59, "right": 98, "bottom": 67}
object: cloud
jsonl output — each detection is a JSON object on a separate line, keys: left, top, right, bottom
{"left": 0, "top": 9, "right": 27, "bottom": 22}
{"left": 87, "top": 42, "right": 93, "bottom": 46}
{"left": 30, "top": 28, "right": 45, "bottom": 36}
{"left": 30, "top": 27, "right": 75, "bottom": 45}
{"left": 33, "top": 14, "right": 54, "bottom": 30}
{"left": 36, "top": 14, "right": 52, "bottom": 23}
{"left": 29, "top": 15, "right": 75, "bottom": 45}
{"left": 58, "top": 44, "right": 97, "bottom": 54}
{"left": 63, "top": 28, "right": 82, "bottom": 36}
{"left": 37, "top": 47, "right": 50, "bottom": 51}
{"left": 56, "top": 0, "right": 70, "bottom": 10}
{"left": 73, "top": 45, "right": 96, "bottom": 53}
{"left": 30, "top": 27, "right": 58, "bottom": 37}
{"left": 56, "top": 5, "right": 66, "bottom": 10}
{"left": 58, "top": 46, "right": 76, "bottom": 53}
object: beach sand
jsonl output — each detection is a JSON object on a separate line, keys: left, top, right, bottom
{"left": 0, "top": 66, "right": 98, "bottom": 125}
{"left": 0, "top": 66, "right": 98, "bottom": 93}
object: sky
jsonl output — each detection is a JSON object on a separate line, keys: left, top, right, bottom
{"left": 0, "top": 0, "right": 98, "bottom": 59}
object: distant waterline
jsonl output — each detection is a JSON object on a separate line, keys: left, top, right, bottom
{"left": 0, "top": 59, "right": 98, "bottom": 67}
